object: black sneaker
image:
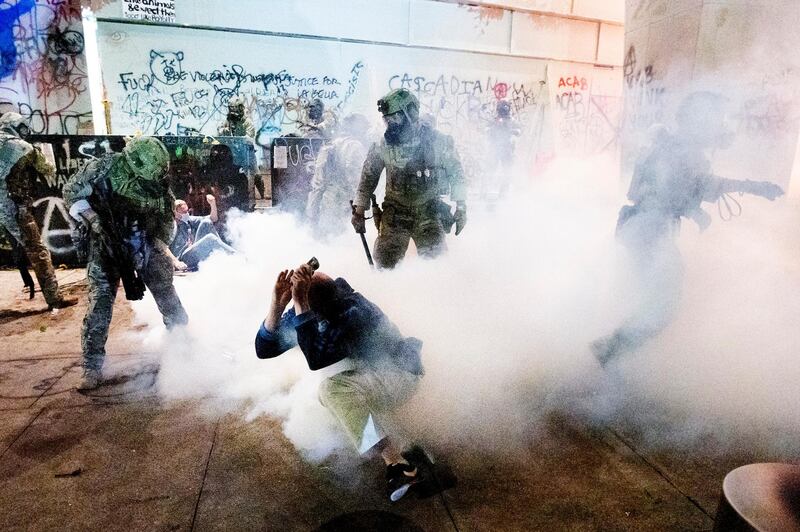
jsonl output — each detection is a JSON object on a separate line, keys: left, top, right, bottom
{"left": 402, "top": 446, "right": 458, "bottom": 499}
{"left": 386, "top": 462, "right": 419, "bottom": 502}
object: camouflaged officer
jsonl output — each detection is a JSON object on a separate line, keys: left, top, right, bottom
{"left": 306, "top": 113, "right": 370, "bottom": 238}
{"left": 64, "top": 136, "right": 188, "bottom": 390}
{"left": 299, "top": 98, "right": 338, "bottom": 140}
{"left": 217, "top": 96, "right": 256, "bottom": 137}
{"left": 351, "top": 89, "right": 466, "bottom": 269}
{"left": 0, "top": 112, "right": 76, "bottom": 309}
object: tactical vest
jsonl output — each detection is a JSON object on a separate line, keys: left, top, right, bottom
{"left": 383, "top": 125, "right": 441, "bottom": 207}
{"left": 77, "top": 156, "right": 139, "bottom": 238}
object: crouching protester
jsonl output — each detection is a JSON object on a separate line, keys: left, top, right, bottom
{"left": 255, "top": 262, "right": 426, "bottom": 501}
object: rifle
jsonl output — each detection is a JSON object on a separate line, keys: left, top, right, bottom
{"left": 91, "top": 181, "right": 146, "bottom": 301}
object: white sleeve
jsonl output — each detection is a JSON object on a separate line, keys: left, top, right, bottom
{"left": 69, "top": 199, "right": 92, "bottom": 222}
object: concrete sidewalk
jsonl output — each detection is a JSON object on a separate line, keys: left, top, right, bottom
{"left": 0, "top": 269, "right": 790, "bottom": 531}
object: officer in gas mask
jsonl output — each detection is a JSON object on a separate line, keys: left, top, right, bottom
{"left": 0, "top": 112, "right": 76, "bottom": 309}
{"left": 351, "top": 89, "right": 467, "bottom": 269}
{"left": 65, "top": 136, "right": 189, "bottom": 390}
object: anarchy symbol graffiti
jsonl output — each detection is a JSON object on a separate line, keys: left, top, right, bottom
{"left": 31, "top": 196, "right": 76, "bottom": 255}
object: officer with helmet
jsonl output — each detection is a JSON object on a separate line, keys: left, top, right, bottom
{"left": 217, "top": 96, "right": 255, "bottom": 137}
{"left": 0, "top": 112, "right": 77, "bottom": 309}
{"left": 591, "top": 91, "right": 784, "bottom": 366}
{"left": 65, "top": 136, "right": 189, "bottom": 390}
{"left": 351, "top": 89, "right": 467, "bottom": 269}
{"left": 485, "top": 100, "right": 520, "bottom": 199}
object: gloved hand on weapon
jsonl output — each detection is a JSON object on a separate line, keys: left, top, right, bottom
{"left": 746, "top": 180, "right": 784, "bottom": 201}
{"left": 82, "top": 209, "right": 112, "bottom": 251}
{"left": 351, "top": 204, "right": 367, "bottom": 234}
{"left": 84, "top": 211, "right": 103, "bottom": 235}
{"left": 453, "top": 202, "right": 467, "bottom": 235}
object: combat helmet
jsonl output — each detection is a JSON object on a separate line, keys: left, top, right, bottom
{"left": 377, "top": 89, "right": 419, "bottom": 122}
{"left": 0, "top": 112, "right": 31, "bottom": 137}
{"left": 123, "top": 136, "right": 170, "bottom": 181}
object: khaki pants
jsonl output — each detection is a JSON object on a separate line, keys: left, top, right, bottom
{"left": 319, "top": 363, "right": 420, "bottom": 454}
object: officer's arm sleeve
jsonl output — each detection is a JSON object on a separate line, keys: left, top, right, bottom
{"left": 31, "top": 148, "right": 55, "bottom": 178}
{"left": 306, "top": 148, "right": 327, "bottom": 219}
{"left": 153, "top": 189, "right": 178, "bottom": 244}
{"left": 443, "top": 137, "right": 467, "bottom": 203}
{"left": 63, "top": 162, "right": 97, "bottom": 220}
{"left": 699, "top": 175, "right": 765, "bottom": 202}
{"left": 354, "top": 143, "right": 383, "bottom": 209}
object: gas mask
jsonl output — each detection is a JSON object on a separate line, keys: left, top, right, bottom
{"left": 308, "top": 101, "right": 324, "bottom": 121}
{"left": 383, "top": 112, "right": 409, "bottom": 144}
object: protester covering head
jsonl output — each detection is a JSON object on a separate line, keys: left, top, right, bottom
{"left": 307, "top": 271, "right": 343, "bottom": 319}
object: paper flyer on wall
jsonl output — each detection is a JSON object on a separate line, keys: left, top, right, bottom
{"left": 122, "top": 0, "right": 176, "bottom": 23}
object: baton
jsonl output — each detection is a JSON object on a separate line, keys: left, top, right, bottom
{"left": 350, "top": 200, "right": 375, "bottom": 267}
{"left": 359, "top": 233, "right": 374, "bottom": 267}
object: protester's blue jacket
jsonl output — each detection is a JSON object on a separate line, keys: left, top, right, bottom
{"left": 255, "top": 278, "right": 423, "bottom": 374}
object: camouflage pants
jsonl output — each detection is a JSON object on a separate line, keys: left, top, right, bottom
{"left": 374, "top": 201, "right": 446, "bottom": 269}
{"left": 0, "top": 202, "right": 62, "bottom": 306}
{"left": 82, "top": 236, "right": 188, "bottom": 371}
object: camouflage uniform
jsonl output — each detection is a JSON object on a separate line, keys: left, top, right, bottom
{"left": 354, "top": 124, "right": 466, "bottom": 268}
{"left": 306, "top": 135, "right": 368, "bottom": 238}
{"left": 64, "top": 141, "right": 188, "bottom": 374}
{"left": 0, "top": 132, "right": 69, "bottom": 306}
{"left": 299, "top": 111, "right": 338, "bottom": 140}
{"left": 217, "top": 97, "right": 256, "bottom": 137}
{"left": 485, "top": 105, "right": 521, "bottom": 198}
{"left": 217, "top": 117, "right": 255, "bottom": 138}
{"left": 591, "top": 92, "right": 784, "bottom": 366}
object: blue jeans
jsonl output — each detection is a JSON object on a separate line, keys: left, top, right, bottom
{"left": 178, "top": 220, "right": 235, "bottom": 269}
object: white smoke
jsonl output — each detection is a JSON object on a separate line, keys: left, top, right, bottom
{"left": 123, "top": 151, "right": 800, "bottom": 461}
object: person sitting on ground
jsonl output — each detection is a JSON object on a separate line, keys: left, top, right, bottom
{"left": 255, "top": 262, "right": 426, "bottom": 501}
{"left": 168, "top": 195, "right": 234, "bottom": 271}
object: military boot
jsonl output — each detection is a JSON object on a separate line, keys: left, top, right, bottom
{"left": 49, "top": 295, "right": 78, "bottom": 310}
{"left": 77, "top": 368, "right": 102, "bottom": 391}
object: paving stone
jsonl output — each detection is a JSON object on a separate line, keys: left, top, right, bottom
{"left": 0, "top": 358, "right": 75, "bottom": 410}
{"left": 192, "top": 414, "right": 456, "bottom": 531}
{"left": 0, "top": 402, "right": 216, "bottom": 531}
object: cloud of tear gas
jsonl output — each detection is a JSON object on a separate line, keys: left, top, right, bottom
{"left": 124, "top": 147, "right": 800, "bottom": 461}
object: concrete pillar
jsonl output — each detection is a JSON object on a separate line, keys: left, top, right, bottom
{"left": 622, "top": 0, "right": 800, "bottom": 191}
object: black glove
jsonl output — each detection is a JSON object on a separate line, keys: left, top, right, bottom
{"left": 454, "top": 205, "right": 467, "bottom": 236}
{"left": 351, "top": 211, "right": 366, "bottom": 233}
{"left": 88, "top": 216, "right": 103, "bottom": 235}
